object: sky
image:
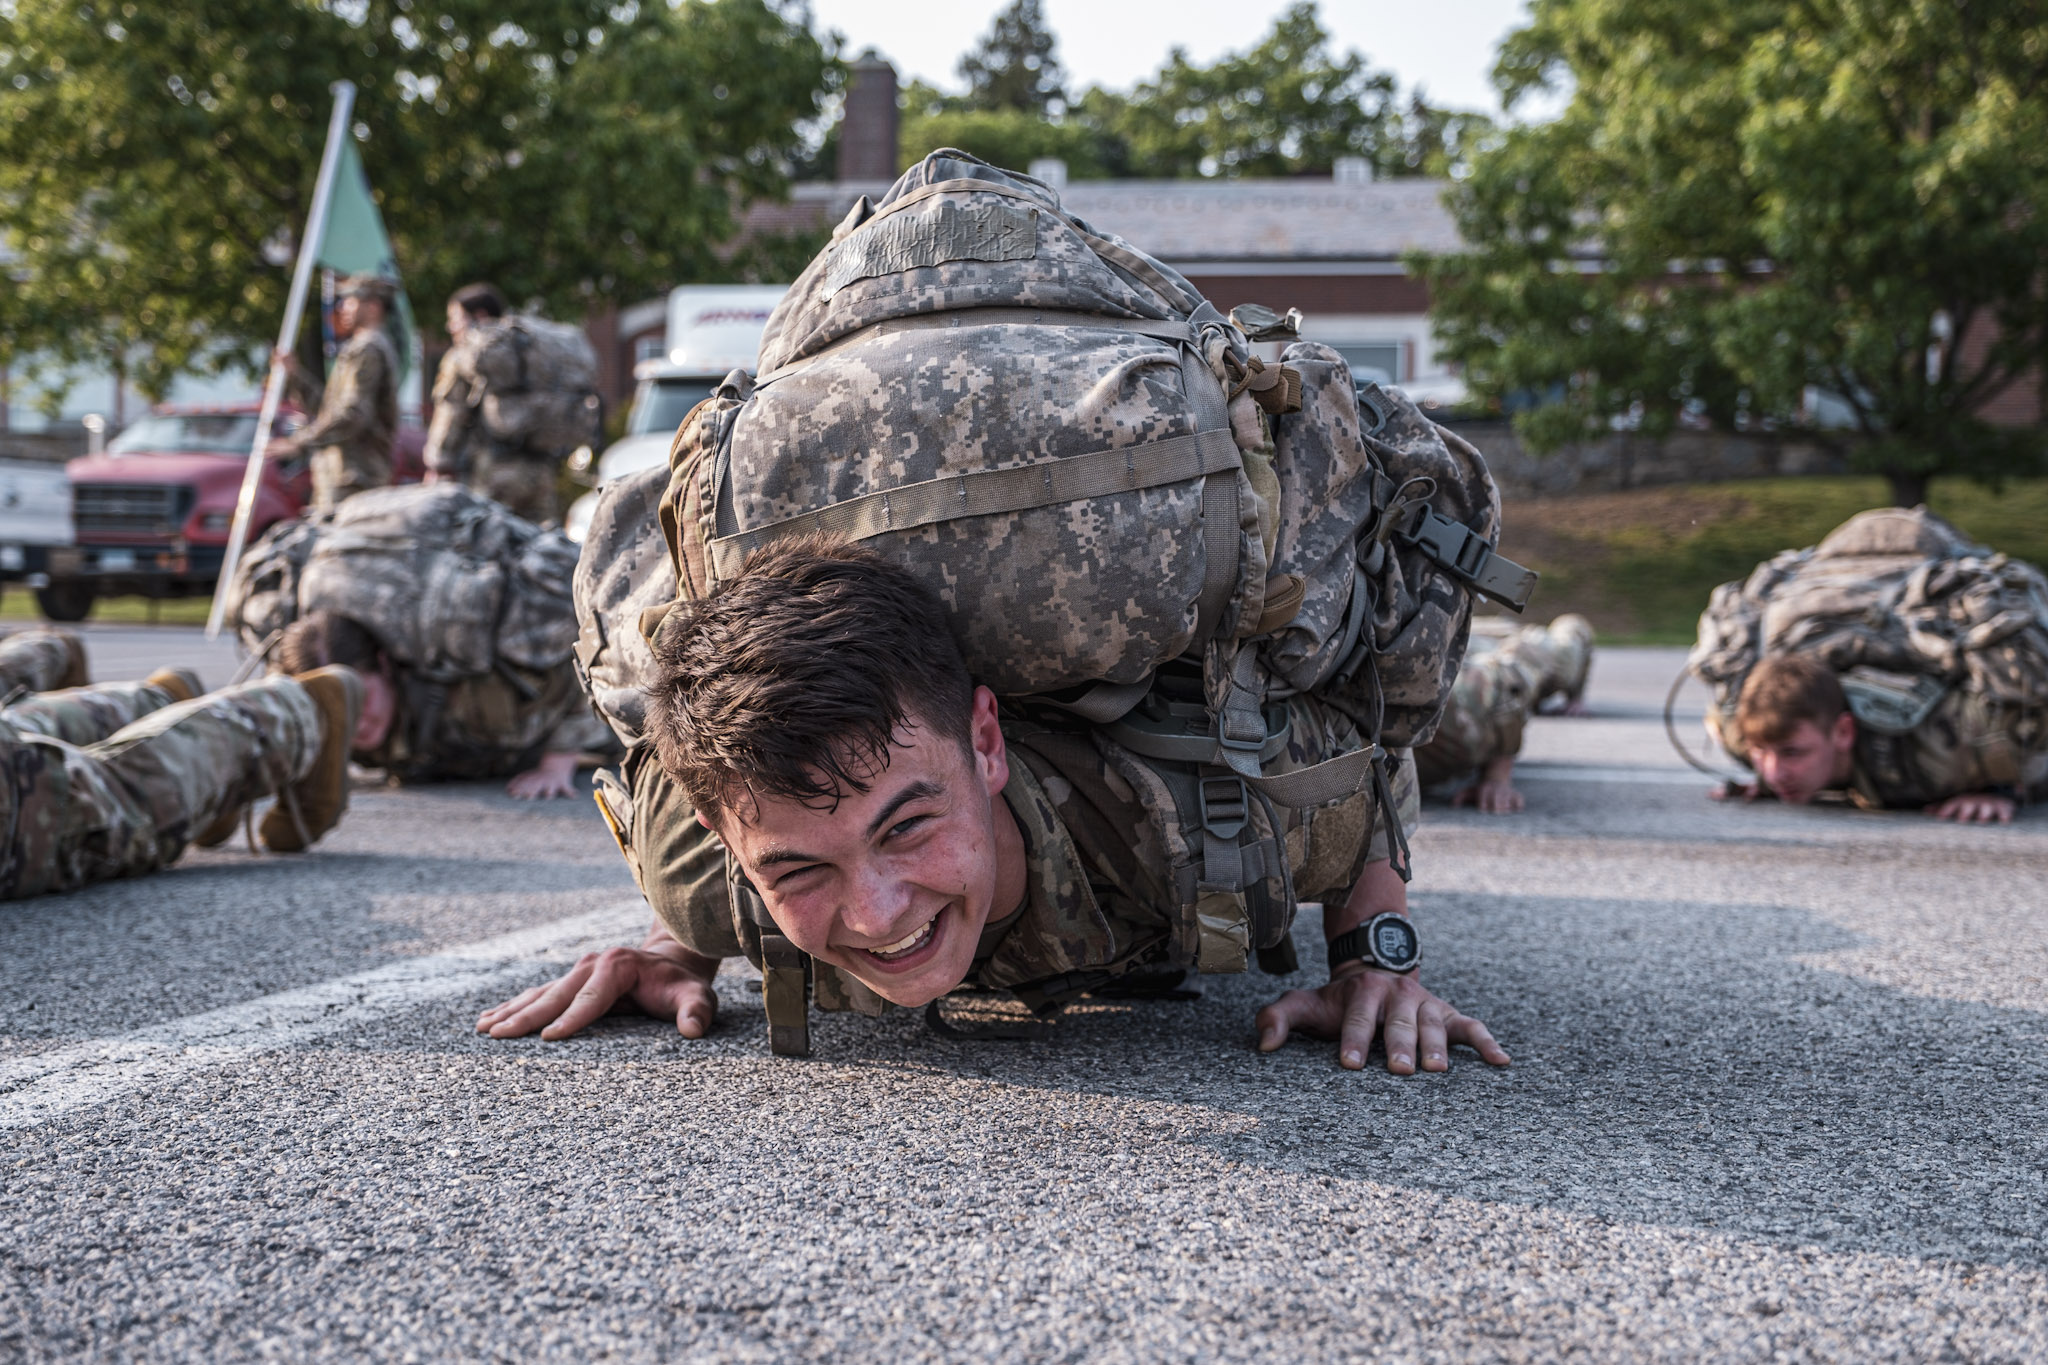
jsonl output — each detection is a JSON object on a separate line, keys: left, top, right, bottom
{"left": 804, "top": 0, "right": 1559, "bottom": 121}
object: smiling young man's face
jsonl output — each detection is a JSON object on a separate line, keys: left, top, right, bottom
{"left": 704, "top": 686, "right": 1028, "bottom": 1007}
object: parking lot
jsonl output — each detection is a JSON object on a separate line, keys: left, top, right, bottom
{"left": 3, "top": 626, "right": 2044, "bottom": 1361}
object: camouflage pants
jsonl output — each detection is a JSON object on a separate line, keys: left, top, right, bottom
{"left": 0, "top": 676, "right": 321, "bottom": 900}
{"left": 311, "top": 441, "right": 394, "bottom": 513}
{"left": 0, "top": 628, "right": 84, "bottom": 697}
{"left": 469, "top": 447, "right": 560, "bottom": 526}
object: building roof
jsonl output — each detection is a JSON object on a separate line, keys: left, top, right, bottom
{"left": 743, "top": 175, "right": 1464, "bottom": 267}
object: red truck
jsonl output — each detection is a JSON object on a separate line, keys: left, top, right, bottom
{"left": 42, "top": 402, "right": 425, "bottom": 621}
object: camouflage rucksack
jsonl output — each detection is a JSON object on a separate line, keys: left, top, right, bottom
{"left": 575, "top": 150, "right": 1536, "bottom": 1056}
{"left": 227, "top": 483, "right": 582, "bottom": 682}
{"left": 1688, "top": 506, "right": 2048, "bottom": 762}
{"left": 425, "top": 315, "right": 603, "bottom": 469}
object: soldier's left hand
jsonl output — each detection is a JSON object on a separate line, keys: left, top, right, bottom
{"left": 1927, "top": 792, "right": 2015, "bottom": 824}
{"left": 507, "top": 751, "right": 581, "bottom": 799}
{"left": 1255, "top": 967, "right": 1510, "bottom": 1074}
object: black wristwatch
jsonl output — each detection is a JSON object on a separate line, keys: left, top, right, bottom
{"left": 1327, "top": 912, "right": 1421, "bottom": 974}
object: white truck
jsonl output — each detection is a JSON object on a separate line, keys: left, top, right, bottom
{"left": 0, "top": 451, "right": 76, "bottom": 617}
{"left": 564, "top": 284, "right": 787, "bottom": 543}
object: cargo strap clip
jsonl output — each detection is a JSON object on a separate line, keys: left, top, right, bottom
{"left": 1394, "top": 503, "right": 1538, "bottom": 613}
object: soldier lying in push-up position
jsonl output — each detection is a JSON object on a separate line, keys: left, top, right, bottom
{"left": 481, "top": 150, "right": 1535, "bottom": 1070}
{"left": 0, "top": 628, "right": 360, "bottom": 900}
{"left": 480, "top": 541, "right": 1510, "bottom": 1075}
{"left": 1690, "top": 507, "right": 2047, "bottom": 824}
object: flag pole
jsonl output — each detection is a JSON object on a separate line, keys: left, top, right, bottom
{"left": 206, "top": 80, "right": 358, "bottom": 641}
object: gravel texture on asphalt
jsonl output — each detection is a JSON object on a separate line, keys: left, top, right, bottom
{"left": 2, "top": 634, "right": 2044, "bottom": 1362}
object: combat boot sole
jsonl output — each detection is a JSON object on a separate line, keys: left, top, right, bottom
{"left": 261, "top": 666, "right": 363, "bottom": 853}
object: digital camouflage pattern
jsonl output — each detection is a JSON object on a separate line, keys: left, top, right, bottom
{"left": 0, "top": 628, "right": 87, "bottom": 696}
{"left": 1496, "top": 613, "right": 1593, "bottom": 709}
{"left": 227, "top": 484, "right": 582, "bottom": 683}
{"left": 1415, "top": 616, "right": 1591, "bottom": 789}
{"left": 289, "top": 327, "right": 400, "bottom": 512}
{"left": 424, "top": 315, "right": 601, "bottom": 520}
{"left": 0, "top": 676, "right": 320, "bottom": 900}
{"left": 658, "top": 151, "right": 1501, "bottom": 757}
{"left": 1691, "top": 507, "right": 2048, "bottom": 805}
{"left": 572, "top": 463, "right": 677, "bottom": 752}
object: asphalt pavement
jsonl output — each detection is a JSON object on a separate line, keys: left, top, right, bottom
{"left": 3, "top": 627, "right": 2045, "bottom": 1361}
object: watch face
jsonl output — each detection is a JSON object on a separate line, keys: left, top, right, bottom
{"left": 1367, "top": 913, "right": 1420, "bottom": 971}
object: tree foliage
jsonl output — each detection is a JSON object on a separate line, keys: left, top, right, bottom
{"left": 956, "top": 0, "right": 1062, "bottom": 116}
{"left": 901, "top": 2, "right": 1484, "bottom": 183}
{"left": 1418, "top": 0, "right": 2048, "bottom": 504}
{"left": 0, "top": 0, "right": 835, "bottom": 402}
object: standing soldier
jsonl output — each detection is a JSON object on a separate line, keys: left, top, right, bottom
{"left": 423, "top": 283, "right": 600, "bottom": 526}
{"left": 273, "top": 272, "right": 402, "bottom": 512}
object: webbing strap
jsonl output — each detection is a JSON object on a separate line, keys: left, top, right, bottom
{"left": 1240, "top": 744, "right": 1384, "bottom": 809}
{"left": 707, "top": 428, "right": 1241, "bottom": 576}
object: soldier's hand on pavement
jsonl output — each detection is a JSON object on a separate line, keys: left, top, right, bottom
{"left": 1254, "top": 967, "right": 1509, "bottom": 1074}
{"left": 476, "top": 944, "right": 720, "bottom": 1041}
{"left": 1712, "top": 780, "right": 1771, "bottom": 802}
{"left": 1928, "top": 792, "right": 2016, "bottom": 824}
{"left": 506, "top": 752, "right": 580, "bottom": 799}
{"left": 1454, "top": 778, "right": 1523, "bottom": 814}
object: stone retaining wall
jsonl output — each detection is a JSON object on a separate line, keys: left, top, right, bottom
{"left": 1444, "top": 419, "right": 1848, "bottom": 498}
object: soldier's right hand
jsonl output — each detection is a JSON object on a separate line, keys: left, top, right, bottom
{"left": 475, "top": 938, "right": 721, "bottom": 1041}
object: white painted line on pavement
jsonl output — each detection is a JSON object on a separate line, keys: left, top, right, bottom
{"left": 0, "top": 900, "right": 649, "bottom": 1130}
{"left": 1516, "top": 763, "right": 1715, "bottom": 786}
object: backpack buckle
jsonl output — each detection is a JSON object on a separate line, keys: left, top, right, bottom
{"left": 1394, "top": 504, "right": 1538, "bottom": 613}
{"left": 1198, "top": 775, "right": 1250, "bottom": 840}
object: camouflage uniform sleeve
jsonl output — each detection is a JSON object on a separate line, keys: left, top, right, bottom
{"left": 295, "top": 336, "right": 387, "bottom": 450}
{"left": 618, "top": 750, "right": 742, "bottom": 959}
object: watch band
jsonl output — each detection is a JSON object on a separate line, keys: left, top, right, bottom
{"left": 1326, "top": 911, "right": 1421, "bottom": 974}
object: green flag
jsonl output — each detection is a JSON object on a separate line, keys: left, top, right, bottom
{"left": 316, "top": 135, "right": 414, "bottom": 384}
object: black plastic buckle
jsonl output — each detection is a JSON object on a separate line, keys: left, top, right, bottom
{"left": 1393, "top": 504, "right": 1538, "bottom": 612}
{"left": 1198, "top": 775, "right": 1250, "bottom": 840}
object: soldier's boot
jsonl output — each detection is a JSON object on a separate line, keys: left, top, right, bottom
{"left": 144, "top": 667, "right": 203, "bottom": 704}
{"left": 53, "top": 630, "right": 89, "bottom": 690}
{"left": 260, "top": 666, "right": 362, "bottom": 854}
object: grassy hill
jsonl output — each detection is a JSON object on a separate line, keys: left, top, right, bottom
{"left": 1485, "top": 476, "right": 2048, "bottom": 643}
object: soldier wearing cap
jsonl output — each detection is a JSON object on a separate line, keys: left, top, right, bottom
{"left": 273, "top": 272, "right": 402, "bottom": 512}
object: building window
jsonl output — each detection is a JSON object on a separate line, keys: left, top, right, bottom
{"left": 1330, "top": 343, "right": 1403, "bottom": 384}
{"left": 633, "top": 334, "right": 666, "bottom": 366}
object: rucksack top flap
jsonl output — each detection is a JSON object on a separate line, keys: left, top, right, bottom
{"left": 758, "top": 150, "right": 1200, "bottom": 374}
{"left": 706, "top": 322, "right": 1251, "bottom": 698}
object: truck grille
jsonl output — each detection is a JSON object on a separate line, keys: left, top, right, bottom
{"left": 75, "top": 483, "right": 196, "bottom": 538}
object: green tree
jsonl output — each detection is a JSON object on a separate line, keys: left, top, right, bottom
{"left": 0, "top": 0, "right": 833, "bottom": 403}
{"left": 900, "top": 1, "right": 1477, "bottom": 184}
{"left": 1419, "top": 0, "right": 2048, "bottom": 506}
{"left": 956, "top": 0, "right": 1063, "bottom": 115}
{"left": 1106, "top": 2, "right": 1406, "bottom": 178}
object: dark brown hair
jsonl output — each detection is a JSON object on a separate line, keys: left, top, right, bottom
{"left": 645, "top": 536, "right": 975, "bottom": 825}
{"left": 1736, "top": 653, "right": 1848, "bottom": 747}
{"left": 274, "top": 610, "right": 382, "bottom": 677}
{"left": 448, "top": 282, "right": 507, "bottom": 320}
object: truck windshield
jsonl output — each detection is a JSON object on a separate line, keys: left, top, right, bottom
{"left": 108, "top": 414, "right": 262, "bottom": 455}
{"left": 627, "top": 379, "right": 719, "bottom": 437}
